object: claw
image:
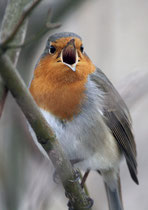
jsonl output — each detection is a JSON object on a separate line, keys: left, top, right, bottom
{"left": 53, "top": 169, "right": 80, "bottom": 184}
{"left": 74, "top": 169, "right": 81, "bottom": 181}
{"left": 68, "top": 169, "right": 81, "bottom": 183}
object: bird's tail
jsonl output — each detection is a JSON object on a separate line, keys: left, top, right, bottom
{"left": 104, "top": 176, "right": 123, "bottom": 210}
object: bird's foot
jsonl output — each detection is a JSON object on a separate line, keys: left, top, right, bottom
{"left": 68, "top": 169, "right": 81, "bottom": 183}
{"left": 53, "top": 168, "right": 80, "bottom": 184}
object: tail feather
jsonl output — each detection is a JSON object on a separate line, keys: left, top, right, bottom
{"left": 104, "top": 176, "right": 123, "bottom": 210}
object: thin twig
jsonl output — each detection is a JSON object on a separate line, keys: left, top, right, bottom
{"left": 0, "top": 0, "right": 42, "bottom": 48}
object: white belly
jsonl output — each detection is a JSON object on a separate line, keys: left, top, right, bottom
{"left": 39, "top": 108, "right": 121, "bottom": 172}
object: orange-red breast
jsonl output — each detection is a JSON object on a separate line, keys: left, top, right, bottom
{"left": 29, "top": 32, "right": 138, "bottom": 210}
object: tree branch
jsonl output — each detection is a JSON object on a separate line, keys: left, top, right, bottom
{"left": 0, "top": 54, "right": 92, "bottom": 210}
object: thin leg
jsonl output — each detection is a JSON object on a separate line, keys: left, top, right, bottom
{"left": 81, "top": 170, "right": 90, "bottom": 188}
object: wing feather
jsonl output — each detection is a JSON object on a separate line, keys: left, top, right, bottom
{"left": 90, "top": 68, "right": 138, "bottom": 184}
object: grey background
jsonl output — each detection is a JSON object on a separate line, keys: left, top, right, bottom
{"left": 0, "top": 0, "right": 147, "bottom": 209}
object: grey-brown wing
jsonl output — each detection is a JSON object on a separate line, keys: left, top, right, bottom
{"left": 90, "top": 68, "right": 138, "bottom": 184}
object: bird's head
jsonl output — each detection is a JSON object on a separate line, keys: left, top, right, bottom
{"left": 34, "top": 32, "right": 95, "bottom": 84}
{"left": 30, "top": 33, "right": 96, "bottom": 119}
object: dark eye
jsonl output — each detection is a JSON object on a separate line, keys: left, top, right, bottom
{"left": 49, "top": 45, "right": 56, "bottom": 54}
{"left": 80, "top": 45, "right": 84, "bottom": 53}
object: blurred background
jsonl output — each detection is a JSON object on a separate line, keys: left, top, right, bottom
{"left": 0, "top": 0, "right": 148, "bottom": 209}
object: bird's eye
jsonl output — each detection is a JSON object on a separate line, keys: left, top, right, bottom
{"left": 80, "top": 45, "right": 84, "bottom": 53}
{"left": 49, "top": 45, "right": 56, "bottom": 54}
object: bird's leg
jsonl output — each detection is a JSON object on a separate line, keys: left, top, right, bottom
{"left": 81, "top": 170, "right": 90, "bottom": 188}
{"left": 81, "top": 170, "right": 94, "bottom": 209}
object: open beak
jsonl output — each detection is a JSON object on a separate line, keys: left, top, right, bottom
{"left": 61, "top": 39, "right": 78, "bottom": 72}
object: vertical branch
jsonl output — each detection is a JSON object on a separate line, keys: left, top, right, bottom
{"left": 0, "top": 0, "right": 32, "bottom": 117}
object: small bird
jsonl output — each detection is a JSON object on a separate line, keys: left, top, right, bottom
{"left": 29, "top": 32, "right": 138, "bottom": 210}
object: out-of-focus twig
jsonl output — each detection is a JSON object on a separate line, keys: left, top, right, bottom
{"left": 0, "top": 54, "right": 92, "bottom": 210}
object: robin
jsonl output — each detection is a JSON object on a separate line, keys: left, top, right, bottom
{"left": 29, "top": 32, "right": 138, "bottom": 210}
